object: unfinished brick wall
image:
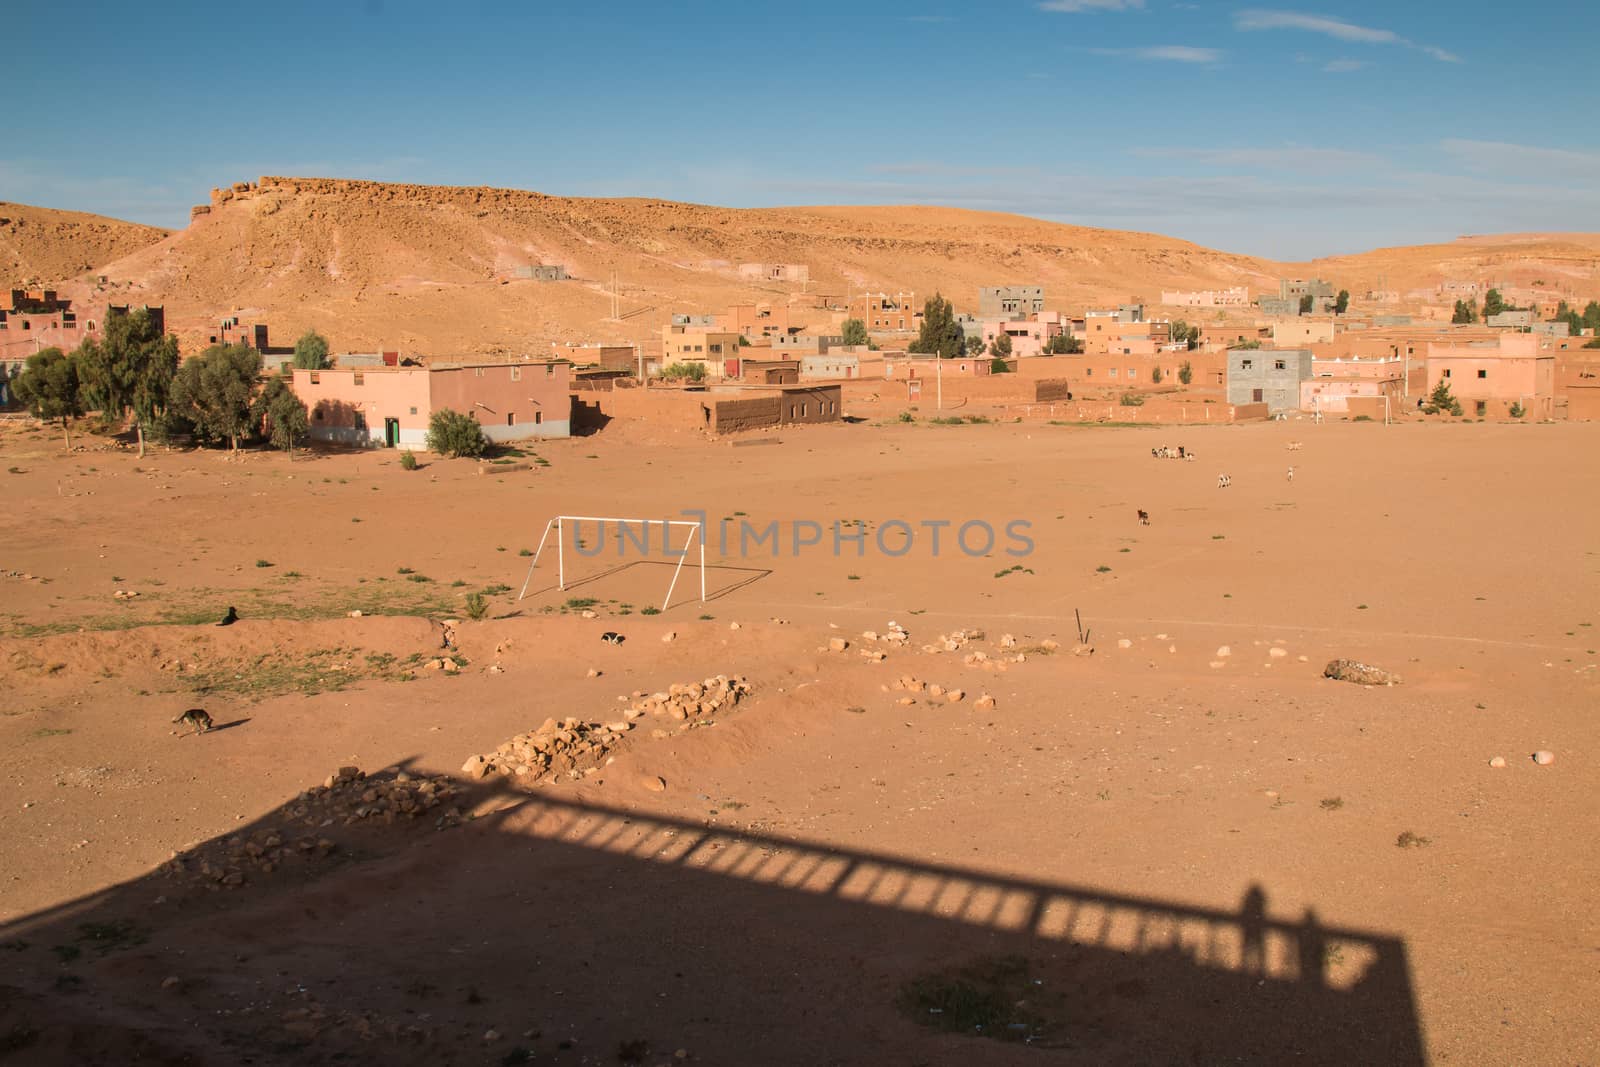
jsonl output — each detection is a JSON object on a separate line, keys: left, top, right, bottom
{"left": 709, "top": 396, "right": 782, "bottom": 433}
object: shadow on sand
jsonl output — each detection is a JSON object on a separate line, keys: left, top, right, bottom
{"left": 0, "top": 762, "right": 1426, "bottom": 1065}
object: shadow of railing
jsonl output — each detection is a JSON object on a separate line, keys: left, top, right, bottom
{"left": 0, "top": 765, "right": 1426, "bottom": 1065}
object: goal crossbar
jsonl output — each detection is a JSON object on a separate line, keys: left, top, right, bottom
{"left": 517, "top": 516, "right": 705, "bottom": 612}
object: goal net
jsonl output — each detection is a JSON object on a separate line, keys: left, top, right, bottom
{"left": 517, "top": 515, "right": 705, "bottom": 612}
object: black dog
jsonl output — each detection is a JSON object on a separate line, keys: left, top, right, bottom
{"left": 217, "top": 606, "right": 239, "bottom": 627}
{"left": 600, "top": 632, "right": 625, "bottom": 645}
{"left": 1137, "top": 509, "right": 1150, "bottom": 526}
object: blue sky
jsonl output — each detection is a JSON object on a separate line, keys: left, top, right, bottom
{"left": 3, "top": 1, "right": 1597, "bottom": 259}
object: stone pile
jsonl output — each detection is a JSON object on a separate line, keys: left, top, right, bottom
{"left": 162, "top": 767, "right": 463, "bottom": 890}
{"left": 1323, "top": 659, "right": 1402, "bottom": 686}
{"left": 464, "top": 674, "right": 752, "bottom": 785}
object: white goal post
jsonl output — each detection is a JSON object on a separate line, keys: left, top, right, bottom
{"left": 517, "top": 516, "right": 705, "bottom": 612}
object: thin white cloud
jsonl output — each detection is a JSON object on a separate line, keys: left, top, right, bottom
{"left": 1091, "top": 44, "right": 1223, "bottom": 63}
{"left": 1039, "top": 0, "right": 1144, "bottom": 11}
{"left": 1134, "top": 145, "right": 1379, "bottom": 170}
{"left": 1234, "top": 9, "right": 1461, "bottom": 63}
{"left": 1235, "top": 10, "right": 1397, "bottom": 43}
{"left": 1439, "top": 139, "right": 1600, "bottom": 181}
{"left": 1322, "top": 58, "right": 1369, "bottom": 72}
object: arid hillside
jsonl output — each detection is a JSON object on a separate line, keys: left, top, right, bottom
{"left": 0, "top": 202, "right": 170, "bottom": 287}
{"left": 1306, "top": 232, "right": 1600, "bottom": 298}
{"left": 52, "top": 177, "right": 1285, "bottom": 355}
{"left": 22, "top": 177, "right": 1600, "bottom": 356}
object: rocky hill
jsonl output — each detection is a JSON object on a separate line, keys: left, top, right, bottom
{"left": 24, "top": 178, "right": 1600, "bottom": 356}
{"left": 0, "top": 202, "right": 169, "bottom": 288}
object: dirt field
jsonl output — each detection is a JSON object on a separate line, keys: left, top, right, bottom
{"left": 1, "top": 414, "right": 1596, "bottom": 1066}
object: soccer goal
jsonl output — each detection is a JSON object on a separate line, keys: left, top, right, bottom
{"left": 517, "top": 515, "right": 705, "bottom": 612}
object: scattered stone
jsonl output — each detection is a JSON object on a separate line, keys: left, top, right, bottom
{"left": 896, "top": 696, "right": 916, "bottom": 706}
{"left": 859, "top": 650, "right": 887, "bottom": 662}
{"left": 1000, "top": 634, "right": 1016, "bottom": 648}
{"left": 1117, "top": 638, "right": 1133, "bottom": 650}
{"left": 946, "top": 689, "right": 964, "bottom": 702}
{"left": 580, "top": 610, "right": 598, "bottom": 619}
{"left": 973, "top": 694, "right": 997, "bottom": 712}
{"left": 161, "top": 976, "right": 182, "bottom": 991}
{"left": 348, "top": 610, "right": 363, "bottom": 618}
{"left": 1040, "top": 639, "right": 1059, "bottom": 651}
{"left": 462, "top": 755, "right": 490, "bottom": 778}
{"left": 1533, "top": 750, "right": 1555, "bottom": 766}
{"left": 587, "top": 668, "right": 601, "bottom": 678}
{"left": 1216, "top": 645, "right": 1231, "bottom": 658}
{"left": 1209, "top": 661, "right": 1226, "bottom": 670}
{"left": 1323, "top": 659, "right": 1402, "bottom": 686}
{"left": 729, "top": 621, "right": 741, "bottom": 631}
{"left": 661, "top": 631, "right": 677, "bottom": 643}
{"left": 927, "top": 684, "right": 944, "bottom": 698}
{"left": 1072, "top": 643, "right": 1094, "bottom": 657}
{"left": 642, "top": 774, "right": 667, "bottom": 793}
{"left": 1268, "top": 647, "right": 1288, "bottom": 659}
{"left": 1488, "top": 756, "right": 1507, "bottom": 769}
{"left": 484, "top": 1029, "right": 501, "bottom": 1042}
{"left": 828, "top": 637, "right": 849, "bottom": 653}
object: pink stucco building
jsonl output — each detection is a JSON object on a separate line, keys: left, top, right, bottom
{"left": 1424, "top": 333, "right": 1554, "bottom": 418}
{"left": 291, "top": 361, "right": 572, "bottom": 447}
{"left": 980, "top": 311, "right": 1068, "bottom": 357}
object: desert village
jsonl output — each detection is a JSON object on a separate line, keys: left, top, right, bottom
{"left": 1, "top": 173, "right": 1599, "bottom": 1067}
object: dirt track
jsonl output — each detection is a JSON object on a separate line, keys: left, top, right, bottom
{"left": 1, "top": 416, "right": 1597, "bottom": 1065}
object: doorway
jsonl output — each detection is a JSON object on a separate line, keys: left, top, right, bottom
{"left": 384, "top": 418, "right": 400, "bottom": 447}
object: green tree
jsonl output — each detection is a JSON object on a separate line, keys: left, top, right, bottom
{"left": 990, "top": 332, "right": 1012, "bottom": 359}
{"left": 1423, "top": 379, "right": 1463, "bottom": 416}
{"left": 1483, "top": 289, "right": 1506, "bottom": 318}
{"left": 1298, "top": 294, "right": 1314, "bottom": 315}
{"left": 840, "top": 318, "right": 870, "bottom": 347}
{"left": 292, "top": 330, "right": 331, "bottom": 370}
{"left": 170, "top": 343, "right": 263, "bottom": 450}
{"left": 662, "top": 362, "right": 706, "bottom": 381}
{"left": 989, "top": 356, "right": 1012, "bottom": 374}
{"left": 75, "top": 308, "right": 178, "bottom": 454}
{"left": 1583, "top": 301, "right": 1600, "bottom": 332}
{"left": 1178, "top": 360, "right": 1193, "bottom": 385}
{"left": 425, "top": 408, "right": 489, "bottom": 458}
{"left": 1335, "top": 289, "right": 1350, "bottom": 315}
{"left": 1044, "top": 332, "right": 1082, "bottom": 354}
{"left": 12, "top": 347, "right": 82, "bottom": 448}
{"left": 965, "top": 335, "right": 988, "bottom": 358}
{"left": 1151, "top": 366, "right": 1163, "bottom": 384}
{"left": 1452, "top": 299, "right": 1478, "bottom": 324}
{"left": 253, "top": 373, "right": 310, "bottom": 456}
{"left": 909, "top": 293, "right": 963, "bottom": 359}
{"left": 1169, "top": 320, "right": 1201, "bottom": 350}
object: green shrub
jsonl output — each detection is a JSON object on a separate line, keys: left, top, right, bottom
{"left": 399, "top": 449, "right": 418, "bottom": 470}
{"left": 898, "top": 411, "right": 914, "bottom": 423}
{"left": 1119, "top": 392, "right": 1146, "bottom": 407}
{"left": 661, "top": 362, "right": 706, "bottom": 382}
{"left": 425, "top": 409, "right": 488, "bottom": 458}
{"left": 464, "top": 593, "right": 488, "bottom": 620}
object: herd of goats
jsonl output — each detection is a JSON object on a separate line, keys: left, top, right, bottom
{"left": 1139, "top": 440, "right": 1304, "bottom": 524}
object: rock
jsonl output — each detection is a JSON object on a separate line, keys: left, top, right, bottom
{"left": 483, "top": 1029, "right": 501, "bottom": 1042}
{"left": 1488, "top": 756, "right": 1507, "bottom": 769}
{"left": 1533, "top": 750, "right": 1555, "bottom": 766}
{"left": 461, "top": 755, "right": 490, "bottom": 778}
{"left": 1268, "top": 647, "right": 1288, "bottom": 659}
{"left": 946, "top": 689, "right": 964, "bottom": 702}
{"left": 337, "top": 766, "right": 362, "bottom": 781}
{"left": 661, "top": 631, "right": 677, "bottom": 643}
{"left": 729, "top": 621, "right": 741, "bottom": 630}
{"left": 1072, "top": 643, "right": 1094, "bottom": 657}
{"left": 862, "top": 630, "right": 878, "bottom": 641}
{"left": 845, "top": 705, "right": 866, "bottom": 714}
{"left": 1216, "top": 645, "right": 1231, "bottom": 658}
{"left": 1117, "top": 638, "right": 1133, "bottom": 649}
{"left": 1322, "top": 659, "right": 1401, "bottom": 686}
{"left": 896, "top": 696, "right": 916, "bottom": 706}
{"left": 580, "top": 609, "right": 598, "bottom": 619}
{"left": 1000, "top": 634, "right": 1016, "bottom": 648}
{"left": 1209, "top": 661, "right": 1226, "bottom": 669}
{"left": 1041, "top": 639, "right": 1059, "bottom": 651}
{"left": 161, "top": 976, "right": 182, "bottom": 991}
{"left": 641, "top": 774, "right": 667, "bottom": 792}
{"left": 828, "top": 637, "right": 849, "bottom": 653}
{"left": 974, "top": 694, "right": 997, "bottom": 712}
{"left": 348, "top": 610, "right": 363, "bottom": 618}
{"left": 927, "top": 684, "right": 944, "bottom": 698}
{"left": 587, "top": 668, "right": 601, "bottom": 678}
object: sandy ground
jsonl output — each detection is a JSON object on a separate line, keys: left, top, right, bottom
{"left": 0, "top": 415, "right": 1597, "bottom": 1065}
